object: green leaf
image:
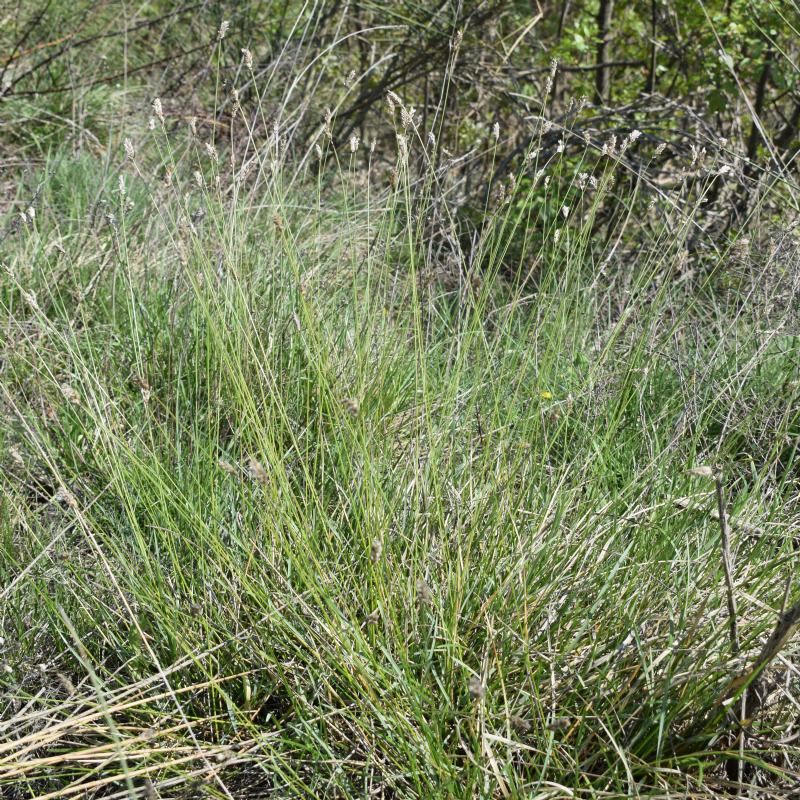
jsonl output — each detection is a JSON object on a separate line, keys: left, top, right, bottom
{"left": 708, "top": 90, "right": 727, "bottom": 112}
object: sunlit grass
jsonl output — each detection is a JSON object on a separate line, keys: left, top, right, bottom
{"left": 0, "top": 83, "right": 798, "bottom": 799}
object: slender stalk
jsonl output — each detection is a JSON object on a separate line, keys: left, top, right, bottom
{"left": 715, "top": 471, "right": 740, "bottom": 658}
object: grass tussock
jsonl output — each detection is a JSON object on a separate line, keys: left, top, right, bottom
{"left": 1, "top": 28, "right": 800, "bottom": 800}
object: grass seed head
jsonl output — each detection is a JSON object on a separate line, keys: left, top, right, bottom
{"left": 396, "top": 135, "right": 408, "bottom": 162}
{"left": 342, "top": 398, "right": 359, "bottom": 416}
{"left": 60, "top": 383, "right": 81, "bottom": 406}
{"left": 416, "top": 578, "right": 433, "bottom": 605}
{"left": 10, "top": 446, "right": 24, "bottom": 470}
{"left": 23, "top": 289, "right": 40, "bottom": 310}
{"left": 218, "top": 458, "right": 237, "bottom": 475}
{"left": 370, "top": 538, "right": 383, "bottom": 563}
{"left": 688, "top": 465, "right": 716, "bottom": 479}
{"left": 365, "top": 609, "right": 379, "bottom": 626}
{"left": 511, "top": 714, "right": 531, "bottom": 734}
{"left": 247, "top": 457, "right": 269, "bottom": 484}
{"left": 53, "top": 487, "right": 78, "bottom": 509}
{"left": 468, "top": 675, "right": 485, "bottom": 700}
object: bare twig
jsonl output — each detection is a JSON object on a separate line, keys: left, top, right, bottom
{"left": 684, "top": 465, "right": 740, "bottom": 656}
{"left": 715, "top": 471, "right": 741, "bottom": 658}
{"left": 737, "top": 597, "right": 800, "bottom": 722}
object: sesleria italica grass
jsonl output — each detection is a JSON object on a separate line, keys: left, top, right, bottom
{"left": 0, "top": 37, "right": 799, "bottom": 800}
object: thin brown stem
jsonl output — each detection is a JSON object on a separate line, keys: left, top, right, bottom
{"left": 715, "top": 473, "right": 740, "bottom": 657}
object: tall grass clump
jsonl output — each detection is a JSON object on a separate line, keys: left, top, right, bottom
{"left": 1, "top": 30, "right": 799, "bottom": 799}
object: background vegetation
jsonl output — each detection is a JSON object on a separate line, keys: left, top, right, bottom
{"left": 1, "top": 1, "right": 799, "bottom": 797}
